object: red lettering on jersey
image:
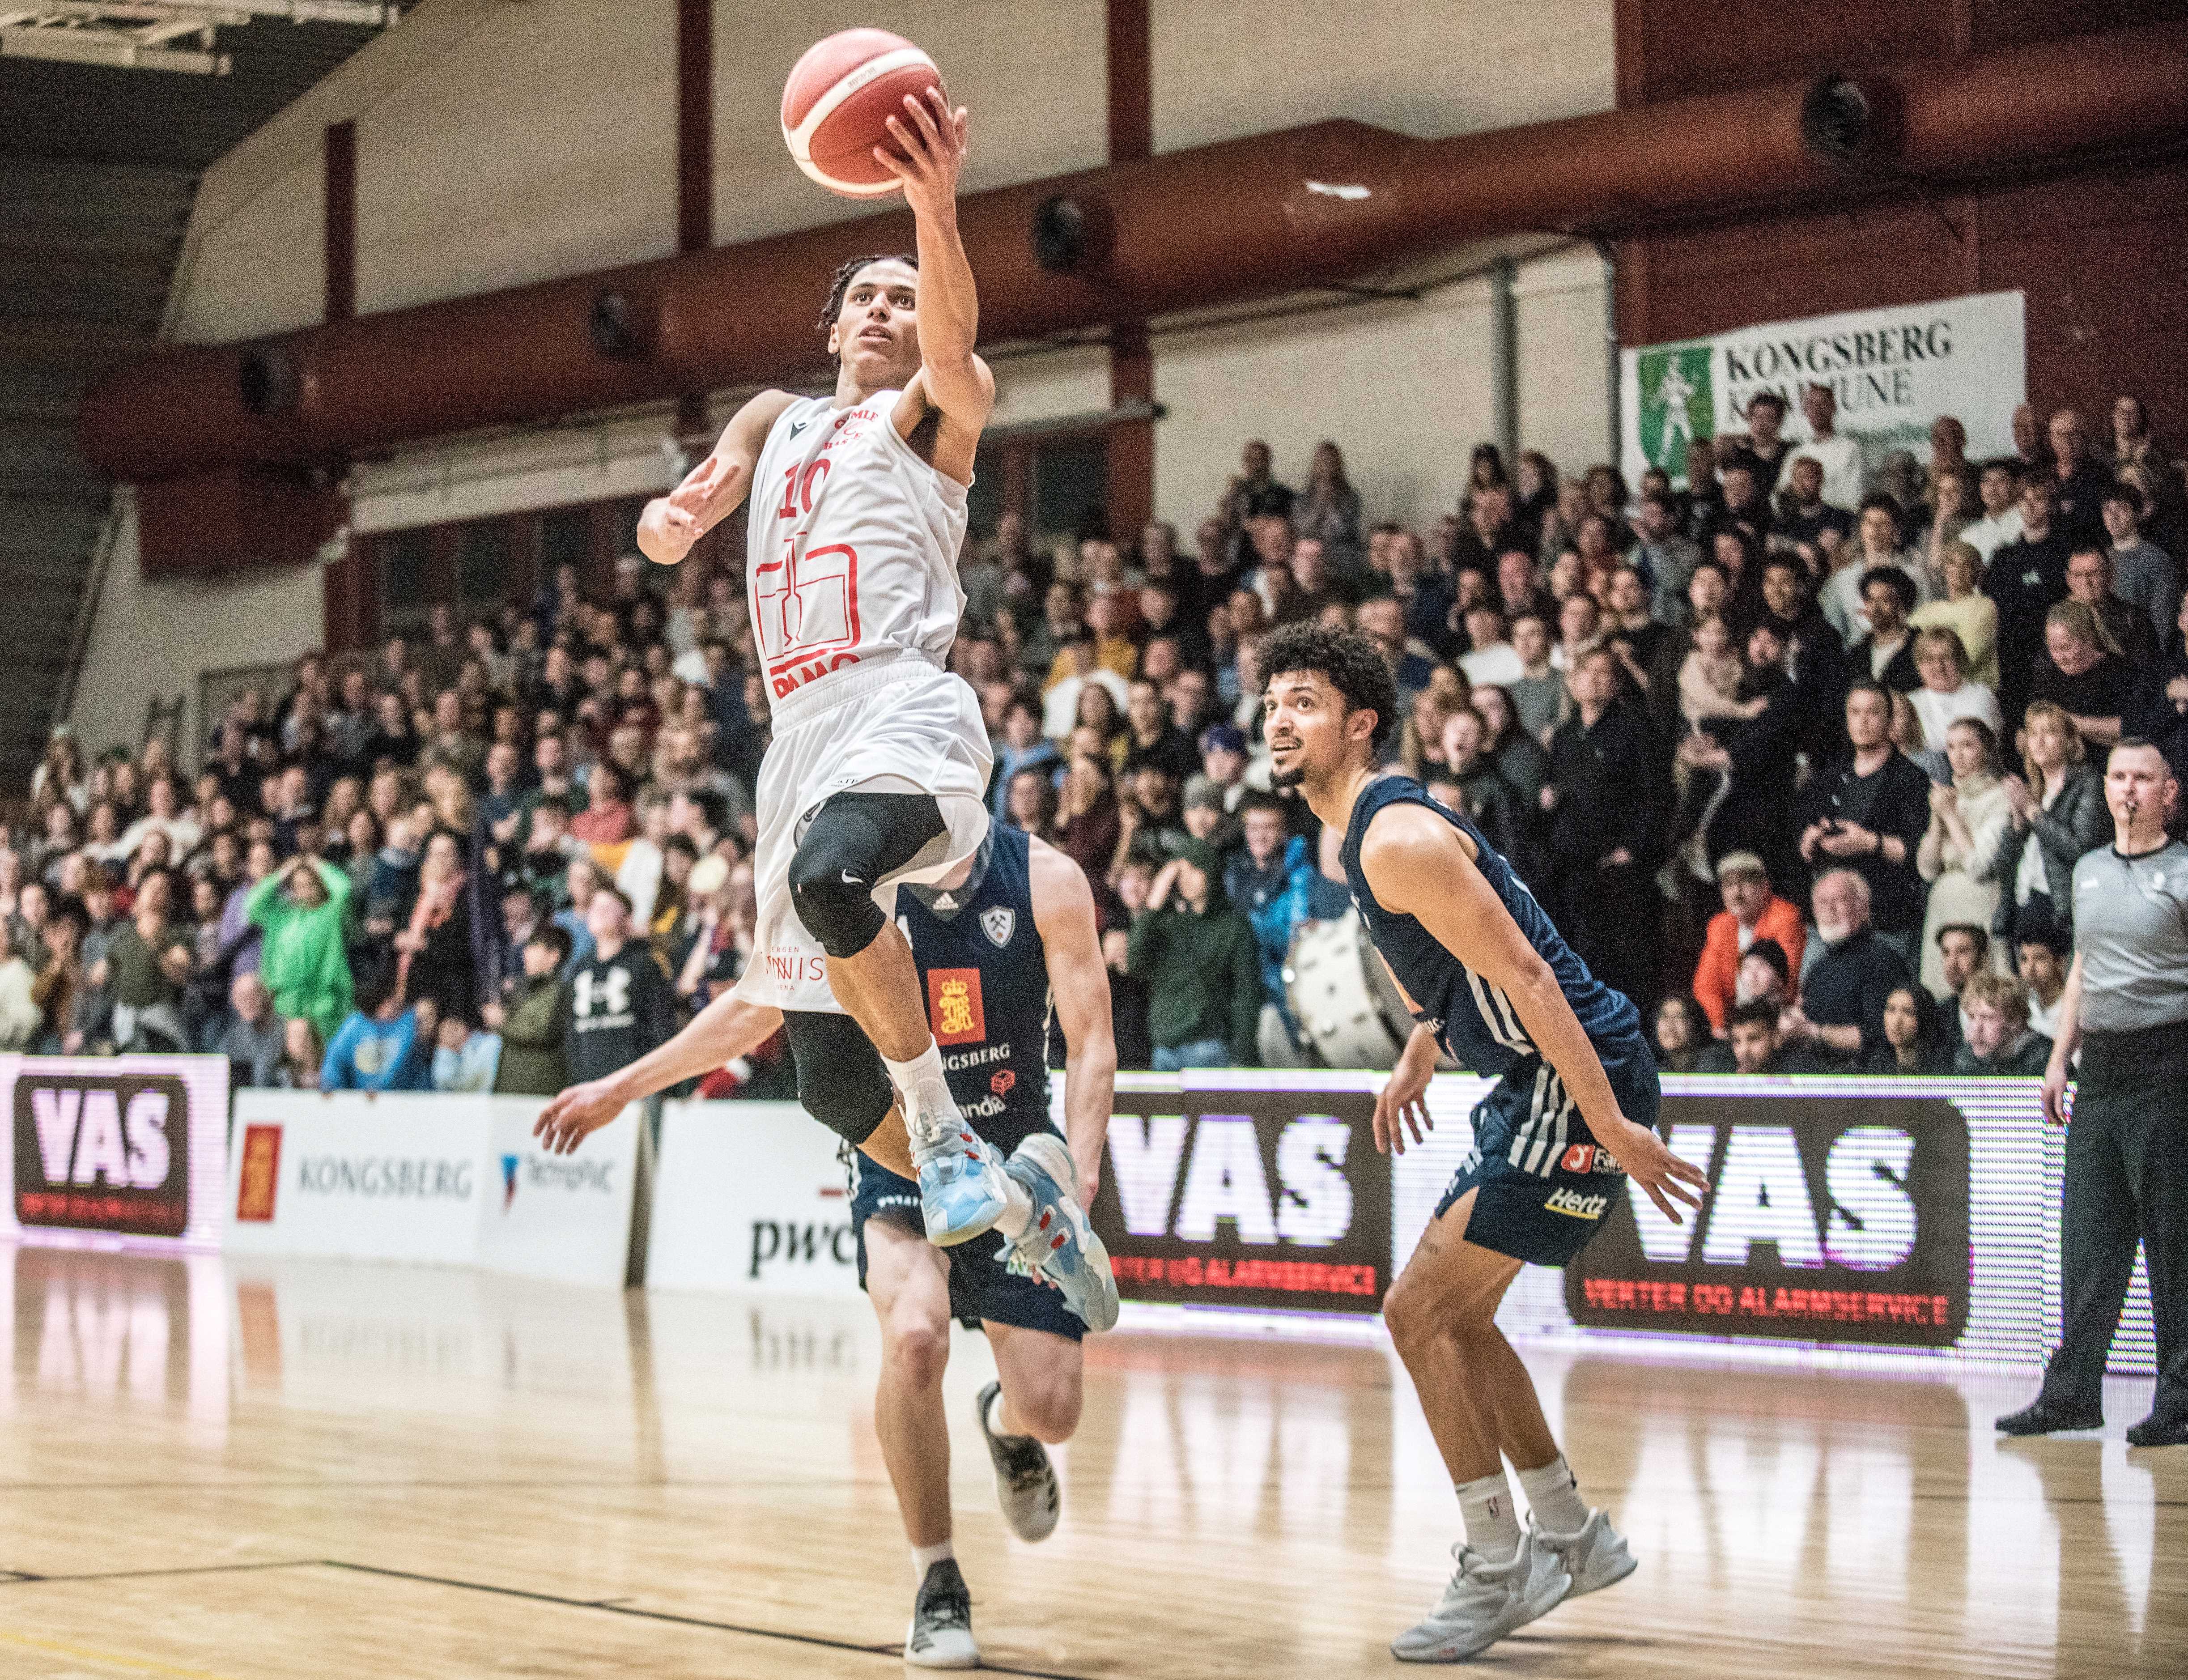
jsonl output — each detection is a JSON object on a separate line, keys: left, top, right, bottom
{"left": 926, "top": 968, "right": 986, "bottom": 1046}
{"left": 769, "top": 650, "right": 860, "bottom": 698}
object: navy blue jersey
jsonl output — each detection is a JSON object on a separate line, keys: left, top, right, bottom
{"left": 1341, "top": 774, "right": 1641, "bottom": 1080}
{"left": 898, "top": 826, "right": 1054, "bottom": 1149}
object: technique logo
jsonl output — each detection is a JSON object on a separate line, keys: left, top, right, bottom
{"left": 501, "top": 1153, "right": 520, "bottom": 1212}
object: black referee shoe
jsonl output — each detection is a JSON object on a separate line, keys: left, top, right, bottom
{"left": 2126, "top": 1412, "right": 2188, "bottom": 1448}
{"left": 1996, "top": 1399, "right": 2104, "bottom": 1436}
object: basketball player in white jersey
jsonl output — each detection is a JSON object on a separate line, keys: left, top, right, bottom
{"left": 632, "top": 89, "right": 1113, "bottom": 1329}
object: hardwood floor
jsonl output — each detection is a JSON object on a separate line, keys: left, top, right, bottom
{"left": 2, "top": 1243, "right": 2180, "bottom": 1677}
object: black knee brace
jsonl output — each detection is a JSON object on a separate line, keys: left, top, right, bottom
{"left": 786, "top": 1010, "right": 895, "bottom": 1145}
{"left": 787, "top": 791, "right": 948, "bottom": 959}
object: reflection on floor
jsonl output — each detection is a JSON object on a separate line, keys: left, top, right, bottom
{"left": 1, "top": 1242, "right": 2180, "bottom": 1678}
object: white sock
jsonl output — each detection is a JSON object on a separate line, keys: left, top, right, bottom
{"left": 882, "top": 1042, "right": 956, "bottom": 1134}
{"left": 910, "top": 1539, "right": 954, "bottom": 1585}
{"left": 1455, "top": 1472, "right": 1521, "bottom": 1562}
{"left": 1517, "top": 1454, "right": 1590, "bottom": 1535}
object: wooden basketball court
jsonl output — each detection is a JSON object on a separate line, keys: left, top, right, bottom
{"left": 3, "top": 1244, "right": 2180, "bottom": 1678}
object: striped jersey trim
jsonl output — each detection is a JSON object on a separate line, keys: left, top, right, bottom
{"left": 1466, "top": 971, "right": 1532, "bottom": 1053}
{"left": 1505, "top": 1063, "right": 1575, "bottom": 1178}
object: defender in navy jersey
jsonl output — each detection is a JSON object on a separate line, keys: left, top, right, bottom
{"left": 1262, "top": 624, "right": 1706, "bottom": 1667}
{"left": 534, "top": 828, "right": 1116, "bottom": 1671}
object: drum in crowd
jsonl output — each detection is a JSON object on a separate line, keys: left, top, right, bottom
{"left": 1283, "top": 907, "right": 1417, "bottom": 1070}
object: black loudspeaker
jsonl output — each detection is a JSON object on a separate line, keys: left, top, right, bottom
{"left": 588, "top": 289, "right": 655, "bottom": 361}
{"left": 1031, "top": 195, "right": 1113, "bottom": 275}
{"left": 238, "top": 344, "right": 299, "bottom": 417}
{"left": 1800, "top": 75, "right": 1879, "bottom": 166}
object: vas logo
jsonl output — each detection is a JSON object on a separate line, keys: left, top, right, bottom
{"left": 1636, "top": 343, "right": 1714, "bottom": 480}
{"left": 1107, "top": 1112, "right": 1354, "bottom": 1247}
{"left": 14, "top": 1073, "right": 192, "bottom": 1238}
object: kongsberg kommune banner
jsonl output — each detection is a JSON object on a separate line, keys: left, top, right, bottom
{"left": 1620, "top": 290, "right": 2026, "bottom": 492}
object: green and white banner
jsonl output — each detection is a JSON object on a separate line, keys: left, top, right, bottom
{"left": 1621, "top": 290, "right": 2026, "bottom": 490}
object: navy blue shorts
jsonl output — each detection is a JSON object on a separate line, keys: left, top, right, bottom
{"left": 1432, "top": 1031, "right": 1661, "bottom": 1267}
{"left": 851, "top": 1149, "right": 1085, "bottom": 1341}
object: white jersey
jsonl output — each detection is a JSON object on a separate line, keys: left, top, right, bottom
{"left": 747, "top": 391, "right": 969, "bottom": 709}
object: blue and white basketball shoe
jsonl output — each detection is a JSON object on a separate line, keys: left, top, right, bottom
{"left": 999, "top": 1133, "right": 1120, "bottom": 1332}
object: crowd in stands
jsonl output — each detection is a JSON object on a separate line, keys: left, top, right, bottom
{"left": 2, "top": 383, "right": 2182, "bottom": 1088}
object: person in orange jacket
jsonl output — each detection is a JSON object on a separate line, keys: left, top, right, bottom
{"left": 1691, "top": 852, "right": 1807, "bottom": 1035}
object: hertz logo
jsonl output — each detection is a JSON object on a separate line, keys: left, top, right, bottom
{"left": 1545, "top": 1187, "right": 1610, "bottom": 1220}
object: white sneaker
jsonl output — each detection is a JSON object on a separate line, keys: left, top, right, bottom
{"left": 904, "top": 1558, "right": 978, "bottom": 1669}
{"left": 1529, "top": 1508, "right": 1637, "bottom": 1600}
{"left": 975, "top": 1380, "right": 1060, "bottom": 1542}
{"left": 1389, "top": 1542, "right": 1569, "bottom": 1663}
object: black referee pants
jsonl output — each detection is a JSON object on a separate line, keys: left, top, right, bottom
{"left": 2039, "top": 1024, "right": 2188, "bottom": 1420}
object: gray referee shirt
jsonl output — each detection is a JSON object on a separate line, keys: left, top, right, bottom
{"left": 2071, "top": 839, "right": 2188, "bottom": 1033}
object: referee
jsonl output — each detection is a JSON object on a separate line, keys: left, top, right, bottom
{"left": 1999, "top": 740, "right": 2188, "bottom": 1446}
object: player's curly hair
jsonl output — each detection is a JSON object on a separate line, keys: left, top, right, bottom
{"left": 1260, "top": 622, "right": 1398, "bottom": 752}
{"left": 817, "top": 252, "right": 919, "bottom": 340}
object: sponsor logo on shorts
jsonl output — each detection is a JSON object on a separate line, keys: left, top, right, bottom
{"left": 1559, "top": 1144, "right": 1625, "bottom": 1176}
{"left": 762, "top": 947, "right": 828, "bottom": 987}
{"left": 1545, "top": 1186, "right": 1611, "bottom": 1221}
{"left": 926, "top": 967, "right": 986, "bottom": 1046}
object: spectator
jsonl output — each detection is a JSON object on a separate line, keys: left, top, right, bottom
{"left": 275, "top": 1017, "right": 323, "bottom": 1089}
{"left": 569, "top": 761, "right": 635, "bottom": 846}
{"left": 321, "top": 965, "right": 431, "bottom": 1092}
{"left": 1960, "top": 459, "right": 2024, "bottom": 565}
{"left": 2045, "top": 408, "right": 2111, "bottom": 551}
{"left": 1440, "top": 707, "right": 1530, "bottom": 877}
{"left": 1544, "top": 646, "right": 1662, "bottom": 1012}
{"left": 1126, "top": 838, "right": 1259, "bottom": 1070}
{"left": 432, "top": 1013, "right": 503, "bottom": 1092}
{"left": 1102, "top": 926, "right": 1151, "bottom": 1072}
{"left": 1120, "top": 679, "right": 1199, "bottom": 783}
{"left": 246, "top": 855, "right": 353, "bottom": 1042}
{"left": 563, "top": 886, "right": 678, "bottom": 1087}
{"left": 2028, "top": 600, "right": 2133, "bottom": 748}
{"left": 1915, "top": 463, "right": 1977, "bottom": 598}
{"left": 2099, "top": 481, "right": 2181, "bottom": 645}
{"left": 1785, "top": 382, "right": 1865, "bottom": 510}
{"left": 1219, "top": 440, "right": 1295, "bottom": 560}
{"left": 31, "top": 896, "right": 87, "bottom": 1054}
{"left": 1631, "top": 491, "right": 1703, "bottom": 621}
{"left": 1954, "top": 971, "right": 2052, "bottom": 1076}
{"left": 216, "top": 972, "right": 284, "bottom": 1088}
{"left": 492, "top": 924, "right": 573, "bottom": 1096}
{"left": 1779, "top": 869, "right": 1910, "bottom": 1069}
{"left": 1861, "top": 983, "right": 1953, "bottom": 1074}
{"left": 1732, "top": 936, "right": 1793, "bottom": 1016}
{"left": 1651, "top": 994, "right": 1710, "bottom": 1074}
{"left": 0, "top": 916, "right": 38, "bottom": 1050}
{"left": 1994, "top": 701, "right": 2107, "bottom": 943}
{"left": 2014, "top": 911, "right": 2072, "bottom": 1039}
{"left": 2063, "top": 544, "right": 2160, "bottom": 668}
{"left": 1916, "top": 719, "right": 2012, "bottom": 999}
{"left": 102, "top": 869, "right": 191, "bottom": 1052}
{"left": 1848, "top": 567, "right": 1923, "bottom": 692}
{"left": 2129, "top": 588, "right": 2188, "bottom": 777}
{"left": 1931, "top": 923, "right": 1993, "bottom": 1056}
{"left": 1986, "top": 476, "right": 2071, "bottom": 729}
{"left": 1712, "top": 996, "right": 1825, "bottom": 1075}
{"left": 1906, "top": 620, "right": 2001, "bottom": 755}
{"left": 990, "top": 697, "right": 1060, "bottom": 821}
{"left": 1502, "top": 613, "right": 1564, "bottom": 743}
{"left": 1225, "top": 794, "right": 1316, "bottom": 1066}
{"left": 1796, "top": 682, "right": 1932, "bottom": 953}
{"left": 1690, "top": 852, "right": 1806, "bottom": 1036}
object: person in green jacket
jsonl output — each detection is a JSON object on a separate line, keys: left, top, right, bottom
{"left": 491, "top": 924, "right": 572, "bottom": 1097}
{"left": 1126, "top": 836, "right": 1262, "bottom": 1070}
{"left": 246, "top": 856, "right": 353, "bottom": 1043}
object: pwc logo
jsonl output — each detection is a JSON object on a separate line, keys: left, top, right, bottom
{"left": 13, "top": 1073, "right": 191, "bottom": 1238}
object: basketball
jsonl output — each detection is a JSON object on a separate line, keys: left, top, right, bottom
{"left": 781, "top": 28, "right": 948, "bottom": 199}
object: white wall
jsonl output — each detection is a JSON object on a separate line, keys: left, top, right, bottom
{"left": 66, "top": 500, "right": 324, "bottom": 764}
{"left": 1151, "top": 0, "right": 1614, "bottom": 152}
{"left": 1150, "top": 247, "right": 1610, "bottom": 537}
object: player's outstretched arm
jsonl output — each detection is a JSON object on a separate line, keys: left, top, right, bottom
{"left": 1360, "top": 805, "right": 1708, "bottom": 1223}
{"left": 878, "top": 88, "right": 994, "bottom": 476}
{"left": 636, "top": 389, "right": 800, "bottom": 566}
{"left": 534, "top": 990, "right": 785, "bottom": 1154}
{"left": 1030, "top": 837, "right": 1115, "bottom": 1208}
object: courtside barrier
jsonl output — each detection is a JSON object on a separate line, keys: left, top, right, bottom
{"left": 0, "top": 1054, "right": 229, "bottom": 1251}
{"left": 225, "top": 1090, "right": 641, "bottom": 1287}
{"left": 650, "top": 1071, "right": 2154, "bottom": 1374}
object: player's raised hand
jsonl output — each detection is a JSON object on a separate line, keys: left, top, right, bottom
{"left": 1603, "top": 1115, "right": 1709, "bottom": 1224}
{"left": 878, "top": 87, "right": 968, "bottom": 217}
{"left": 636, "top": 495, "right": 701, "bottom": 567}
{"left": 535, "top": 1080, "right": 624, "bottom": 1155}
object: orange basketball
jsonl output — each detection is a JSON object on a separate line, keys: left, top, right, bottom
{"left": 781, "top": 29, "right": 947, "bottom": 200}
